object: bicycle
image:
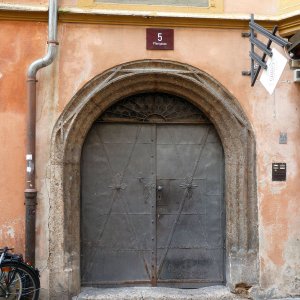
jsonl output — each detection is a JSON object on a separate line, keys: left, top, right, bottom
{"left": 0, "top": 247, "right": 40, "bottom": 300}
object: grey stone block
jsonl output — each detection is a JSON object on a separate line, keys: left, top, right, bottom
{"left": 73, "top": 286, "right": 240, "bottom": 300}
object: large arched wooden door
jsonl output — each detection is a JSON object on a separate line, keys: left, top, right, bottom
{"left": 80, "top": 93, "right": 225, "bottom": 287}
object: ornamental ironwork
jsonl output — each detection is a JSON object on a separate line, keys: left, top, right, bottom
{"left": 108, "top": 173, "right": 127, "bottom": 191}
{"left": 97, "top": 93, "right": 211, "bottom": 124}
{"left": 180, "top": 176, "right": 198, "bottom": 199}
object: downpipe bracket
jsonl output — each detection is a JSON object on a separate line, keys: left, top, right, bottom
{"left": 27, "top": 78, "right": 38, "bottom": 82}
{"left": 24, "top": 189, "right": 37, "bottom": 206}
{"left": 47, "top": 40, "right": 59, "bottom": 45}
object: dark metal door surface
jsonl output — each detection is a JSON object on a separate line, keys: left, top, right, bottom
{"left": 81, "top": 124, "right": 156, "bottom": 286}
{"left": 156, "top": 125, "right": 224, "bottom": 287}
{"left": 81, "top": 122, "right": 224, "bottom": 287}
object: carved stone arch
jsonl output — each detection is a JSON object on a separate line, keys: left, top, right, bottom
{"left": 48, "top": 60, "right": 258, "bottom": 298}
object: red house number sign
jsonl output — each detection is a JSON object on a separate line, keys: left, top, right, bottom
{"left": 146, "top": 28, "right": 174, "bottom": 50}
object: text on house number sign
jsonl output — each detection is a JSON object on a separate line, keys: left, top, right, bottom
{"left": 146, "top": 28, "right": 174, "bottom": 50}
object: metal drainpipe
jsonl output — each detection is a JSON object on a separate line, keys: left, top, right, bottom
{"left": 25, "top": 0, "right": 58, "bottom": 265}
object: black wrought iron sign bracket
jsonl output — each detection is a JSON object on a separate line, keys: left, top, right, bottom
{"left": 243, "top": 14, "right": 291, "bottom": 86}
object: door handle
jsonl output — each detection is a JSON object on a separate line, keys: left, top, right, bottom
{"left": 157, "top": 185, "right": 163, "bottom": 191}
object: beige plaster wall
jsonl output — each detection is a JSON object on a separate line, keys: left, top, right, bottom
{"left": 0, "top": 17, "right": 299, "bottom": 298}
{"left": 0, "top": 0, "right": 280, "bottom": 15}
{"left": 223, "top": 0, "right": 278, "bottom": 15}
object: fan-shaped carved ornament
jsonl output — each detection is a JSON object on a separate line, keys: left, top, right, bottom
{"left": 97, "top": 93, "right": 211, "bottom": 124}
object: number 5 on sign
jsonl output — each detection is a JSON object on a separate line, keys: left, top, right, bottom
{"left": 146, "top": 28, "right": 174, "bottom": 50}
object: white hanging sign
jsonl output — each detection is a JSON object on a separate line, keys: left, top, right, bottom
{"left": 260, "top": 48, "right": 287, "bottom": 95}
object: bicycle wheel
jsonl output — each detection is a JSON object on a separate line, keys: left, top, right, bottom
{"left": 0, "top": 261, "right": 39, "bottom": 300}
{"left": 0, "top": 263, "right": 22, "bottom": 300}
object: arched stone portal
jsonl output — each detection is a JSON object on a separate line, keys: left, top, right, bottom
{"left": 48, "top": 60, "right": 258, "bottom": 298}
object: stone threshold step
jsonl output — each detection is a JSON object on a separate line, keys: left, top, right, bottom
{"left": 73, "top": 286, "right": 241, "bottom": 300}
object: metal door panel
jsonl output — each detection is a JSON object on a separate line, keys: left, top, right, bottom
{"left": 83, "top": 249, "right": 152, "bottom": 283}
{"left": 98, "top": 123, "right": 142, "bottom": 143}
{"left": 94, "top": 213, "right": 139, "bottom": 249}
{"left": 206, "top": 128, "right": 221, "bottom": 143}
{"left": 116, "top": 178, "right": 153, "bottom": 214}
{"left": 156, "top": 125, "right": 209, "bottom": 145}
{"left": 194, "top": 137, "right": 223, "bottom": 179}
{"left": 157, "top": 145, "right": 205, "bottom": 179}
{"left": 156, "top": 214, "right": 177, "bottom": 250}
{"left": 100, "top": 142, "right": 136, "bottom": 175}
{"left": 81, "top": 131, "right": 114, "bottom": 215}
{"left": 156, "top": 214, "right": 207, "bottom": 249}
{"left": 156, "top": 179, "right": 206, "bottom": 214}
{"left": 181, "top": 179, "right": 206, "bottom": 214}
{"left": 156, "top": 145, "right": 185, "bottom": 179}
{"left": 157, "top": 249, "right": 222, "bottom": 281}
{"left": 168, "top": 214, "right": 208, "bottom": 248}
{"left": 203, "top": 195, "right": 224, "bottom": 247}
{"left": 81, "top": 123, "right": 155, "bottom": 286}
{"left": 124, "top": 144, "right": 155, "bottom": 179}
{"left": 198, "top": 143, "right": 224, "bottom": 195}
{"left": 81, "top": 212, "right": 109, "bottom": 246}
{"left": 156, "top": 124, "right": 224, "bottom": 285}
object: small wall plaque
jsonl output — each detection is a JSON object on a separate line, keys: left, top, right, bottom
{"left": 279, "top": 132, "right": 287, "bottom": 144}
{"left": 272, "top": 163, "right": 286, "bottom": 181}
{"left": 146, "top": 28, "right": 174, "bottom": 50}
